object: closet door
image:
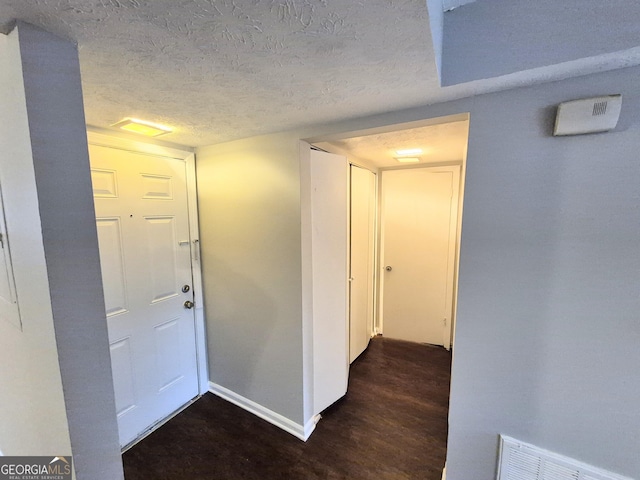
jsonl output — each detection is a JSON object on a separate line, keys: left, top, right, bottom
{"left": 310, "top": 149, "right": 349, "bottom": 415}
{"left": 349, "top": 165, "right": 376, "bottom": 363}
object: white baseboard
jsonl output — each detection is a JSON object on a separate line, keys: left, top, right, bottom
{"left": 442, "top": 465, "right": 446, "bottom": 480}
{"left": 209, "top": 382, "right": 317, "bottom": 441}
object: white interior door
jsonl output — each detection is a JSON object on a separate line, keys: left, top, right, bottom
{"left": 90, "top": 144, "right": 199, "bottom": 447}
{"left": 310, "top": 149, "right": 349, "bottom": 415}
{"left": 349, "top": 165, "right": 376, "bottom": 363}
{"left": 380, "top": 166, "right": 460, "bottom": 346}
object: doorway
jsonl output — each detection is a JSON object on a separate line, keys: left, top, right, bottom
{"left": 308, "top": 113, "right": 469, "bottom": 476}
{"left": 87, "top": 131, "right": 208, "bottom": 448}
{"left": 312, "top": 114, "right": 468, "bottom": 350}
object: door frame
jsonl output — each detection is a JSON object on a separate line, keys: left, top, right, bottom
{"left": 348, "top": 163, "right": 378, "bottom": 362}
{"left": 87, "top": 130, "right": 209, "bottom": 395}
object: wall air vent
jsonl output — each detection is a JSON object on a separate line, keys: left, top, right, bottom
{"left": 592, "top": 101, "right": 608, "bottom": 116}
{"left": 553, "top": 95, "right": 622, "bottom": 136}
{"left": 497, "top": 436, "right": 633, "bottom": 480}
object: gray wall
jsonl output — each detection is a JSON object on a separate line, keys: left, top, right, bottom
{"left": 197, "top": 132, "right": 306, "bottom": 424}
{"left": 445, "top": 68, "right": 640, "bottom": 480}
{"left": 441, "top": 0, "right": 640, "bottom": 85}
{"left": 0, "top": 22, "right": 73, "bottom": 464}
{"left": 197, "top": 64, "right": 640, "bottom": 478}
{"left": 0, "top": 23, "right": 123, "bottom": 479}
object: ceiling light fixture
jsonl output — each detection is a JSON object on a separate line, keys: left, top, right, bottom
{"left": 112, "top": 118, "right": 172, "bottom": 137}
{"left": 395, "top": 157, "right": 421, "bottom": 163}
{"left": 395, "top": 148, "right": 423, "bottom": 156}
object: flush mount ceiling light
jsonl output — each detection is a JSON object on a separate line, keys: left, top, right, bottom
{"left": 395, "top": 157, "right": 421, "bottom": 163}
{"left": 112, "top": 118, "right": 172, "bottom": 137}
{"left": 395, "top": 148, "right": 423, "bottom": 156}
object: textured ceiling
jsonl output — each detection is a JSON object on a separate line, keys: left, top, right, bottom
{"left": 0, "top": 0, "right": 440, "bottom": 146}
{"left": 314, "top": 119, "right": 469, "bottom": 169}
{"left": 2, "top": 1, "right": 640, "bottom": 147}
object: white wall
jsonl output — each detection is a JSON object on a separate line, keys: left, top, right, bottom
{"left": 0, "top": 23, "right": 123, "bottom": 479}
{"left": 197, "top": 64, "right": 640, "bottom": 479}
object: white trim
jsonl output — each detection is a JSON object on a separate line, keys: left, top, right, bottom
{"left": 86, "top": 130, "right": 208, "bottom": 395}
{"left": 209, "top": 382, "right": 317, "bottom": 441}
{"left": 184, "top": 151, "right": 209, "bottom": 395}
{"left": 441, "top": 165, "right": 461, "bottom": 350}
{"left": 305, "top": 414, "right": 321, "bottom": 440}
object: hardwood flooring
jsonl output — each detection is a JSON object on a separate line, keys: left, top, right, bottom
{"left": 123, "top": 336, "right": 452, "bottom": 479}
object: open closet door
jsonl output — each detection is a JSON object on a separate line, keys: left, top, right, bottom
{"left": 310, "top": 149, "right": 349, "bottom": 415}
{"left": 349, "top": 165, "right": 376, "bottom": 363}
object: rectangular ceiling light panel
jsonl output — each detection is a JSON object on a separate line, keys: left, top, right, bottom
{"left": 112, "top": 118, "right": 172, "bottom": 137}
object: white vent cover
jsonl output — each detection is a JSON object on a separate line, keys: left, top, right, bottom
{"left": 553, "top": 95, "right": 622, "bottom": 136}
{"left": 497, "top": 436, "right": 633, "bottom": 480}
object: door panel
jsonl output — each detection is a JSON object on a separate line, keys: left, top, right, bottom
{"left": 95, "top": 218, "right": 128, "bottom": 315}
{"left": 110, "top": 337, "right": 137, "bottom": 416}
{"left": 380, "top": 167, "right": 460, "bottom": 346}
{"left": 349, "top": 165, "right": 376, "bottom": 363}
{"left": 144, "top": 216, "right": 178, "bottom": 302}
{"left": 155, "top": 318, "right": 183, "bottom": 391}
{"left": 90, "top": 144, "right": 198, "bottom": 447}
{"left": 141, "top": 174, "right": 173, "bottom": 199}
{"left": 310, "top": 149, "right": 349, "bottom": 415}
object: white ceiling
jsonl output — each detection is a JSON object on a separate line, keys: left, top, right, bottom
{"left": 0, "top": 0, "right": 441, "bottom": 146}
{"left": 1, "top": 1, "right": 639, "bottom": 148}
{"left": 314, "top": 119, "right": 469, "bottom": 169}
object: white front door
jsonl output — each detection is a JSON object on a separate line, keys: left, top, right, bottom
{"left": 380, "top": 166, "right": 460, "bottom": 346}
{"left": 90, "top": 144, "right": 199, "bottom": 447}
{"left": 349, "top": 165, "right": 376, "bottom": 363}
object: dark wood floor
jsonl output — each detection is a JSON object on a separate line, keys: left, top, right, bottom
{"left": 123, "top": 336, "right": 452, "bottom": 480}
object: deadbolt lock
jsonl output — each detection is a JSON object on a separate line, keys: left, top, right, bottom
{"left": 182, "top": 284, "right": 191, "bottom": 293}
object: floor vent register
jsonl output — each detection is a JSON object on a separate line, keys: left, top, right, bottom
{"left": 497, "top": 435, "right": 633, "bottom": 480}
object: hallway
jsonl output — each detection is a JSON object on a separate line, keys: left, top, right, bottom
{"left": 123, "top": 337, "right": 452, "bottom": 479}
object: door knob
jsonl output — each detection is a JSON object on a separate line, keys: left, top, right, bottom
{"left": 385, "top": 266, "right": 392, "bottom": 271}
{"left": 184, "top": 300, "right": 194, "bottom": 309}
